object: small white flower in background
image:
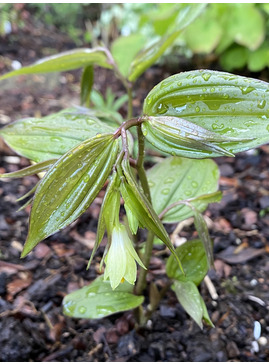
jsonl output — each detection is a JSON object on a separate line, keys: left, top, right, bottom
{"left": 104, "top": 223, "right": 146, "bottom": 290}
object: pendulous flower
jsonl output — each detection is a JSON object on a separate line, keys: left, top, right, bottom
{"left": 104, "top": 223, "right": 146, "bottom": 290}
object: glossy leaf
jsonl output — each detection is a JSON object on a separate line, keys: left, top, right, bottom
{"left": 0, "top": 109, "right": 114, "bottom": 162}
{"left": 63, "top": 275, "right": 144, "bottom": 319}
{"left": 80, "top": 65, "right": 94, "bottom": 106}
{"left": 142, "top": 115, "right": 242, "bottom": 158}
{"left": 0, "top": 48, "right": 112, "bottom": 81}
{"left": 120, "top": 159, "right": 183, "bottom": 270}
{"left": 128, "top": 4, "right": 206, "bottom": 82}
{"left": 172, "top": 280, "right": 213, "bottom": 329}
{"left": 143, "top": 70, "right": 269, "bottom": 156}
{"left": 147, "top": 156, "right": 219, "bottom": 223}
{"left": 0, "top": 159, "right": 57, "bottom": 179}
{"left": 21, "top": 134, "right": 119, "bottom": 257}
{"left": 166, "top": 239, "right": 208, "bottom": 286}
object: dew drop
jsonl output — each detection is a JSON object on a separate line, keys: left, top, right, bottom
{"left": 202, "top": 72, "right": 211, "bottom": 81}
{"left": 157, "top": 103, "right": 168, "bottom": 114}
{"left": 240, "top": 86, "right": 255, "bottom": 95}
{"left": 164, "top": 177, "right": 175, "bottom": 183}
{"left": 195, "top": 106, "right": 200, "bottom": 112}
{"left": 161, "top": 188, "right": 170, "bottom": 195}
{"left": 185, "top": 190, "right": 192, "bottom": 196}
{"left": 79, "top": 306, "right": 86, "bottom": 314}
{"left": 177, "top": 81, "right": 182, "bottom": 86}
{"left": 191, "top": 181, "right": 198, "bottom": 188}
{"left": 83, "top": 175, "right": 90, "bottom": 182}
{"left": 147, "top": 96, "right": 153, "bottom": 105}
{"left": 257, "top": 100, "right": 266, "bottom": 109}
{"left": 266, "top": 125, "right": 269, "bottom": 132}
{"left": 148, "top": 180, "right": 155, "bottom": 188}
{"left": 210, "top": 87, "right": 215, "bottom": 92}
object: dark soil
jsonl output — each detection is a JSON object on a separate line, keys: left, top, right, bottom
{"left": 0, "top": 24, "right": 269, "bottom": 362}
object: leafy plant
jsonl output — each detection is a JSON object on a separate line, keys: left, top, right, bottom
{"left": 1, "top": 3, "right": 269, "bottom": 327}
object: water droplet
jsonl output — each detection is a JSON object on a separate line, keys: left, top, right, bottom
{"left": 148, "top": 180, "right": 155, "bottom": 188}
{"left": 164, "top": 177, "right": 175, "bottom": 183}
{"left": 240, "top": 86, "right": 255, "bottom": 95}
{"left": 210, "top": 87, "right": 215, "bottom": 92}
{"left": 161, "top": 188, "right": 170, "bottom": 195}
{"left": 157, "top": 103, "right": 168, "bottom": 114}
{"left": 147, "top": 96, "right": 153, "bottom": 105}
{"left": 83, "top": 175, "right": 90, "bottom": 182}
{"left": 185, "top": 190, "right": 191, "bottom": 196}
{"left": 160, "top": 80, "right": 174, "bottom": 89}
{"left": 79, "top": 306, "right": 86, "bottom": 314}
{"left": 202, "top": 72, "right": 211, "bottom": 81}
{"left": 257, "top": 100, "right": 266, "bottom": 109}
{"left": 191, "top": 181, "right": 198, "bottom": 188}
{"left": 143, "top": 129, "right": 148, "bottom": 136}
{"left": 195, "top": 106, "right": 200, "bottom": 112}
{"left": 50, "top": 137, "right": 61, "bottom": 142}
{"left": 266, "top": 125, "right": 269, "bottom": 132}
{"left": 177, "top": 81, "right": 182, "bottom": 86}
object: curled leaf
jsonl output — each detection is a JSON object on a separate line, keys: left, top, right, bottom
{"left": 143, "top": 70, "right": 269, "bottom": 156}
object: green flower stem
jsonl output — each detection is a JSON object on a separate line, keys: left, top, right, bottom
{"left": 135, "top": 230, "right": 155, "bottom": 296}
{"left": 135, "top": 125, "right": 155, "bottom": 296}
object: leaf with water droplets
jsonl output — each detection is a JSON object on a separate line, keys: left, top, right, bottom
{"left": 143, "top": 69, "right": 269, "bottom": 156}
{"left": 0, "top": 109, "right": 114, "bottom": 162}
{"left": 172, "top": 280, "right": 213, "bottom": 329}
{"left": 147, "top": 156, "right": 220, "bottom": 223}
{"left": 21, "top": 134, "right": 119, "bottom": 257}
{"left": 63, "top": 275, "right": 144, "bottom": 319}
{"left": 0, "top": 48, "right": 112, "bottom": 81}
{"left": 166, "top": 239, "right": 208, "bottom": 285}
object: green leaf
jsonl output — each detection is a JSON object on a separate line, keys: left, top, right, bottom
{"left": 147, "top": 156, "right": 219, "bottom": 223}
{"left": 0, "top": 109, "right": 114, "bottom": 162}
{"left": 0, "top": 159, "right": 57, "bottom": 179}
{"left": 143, "top": 70, "right": 269, "bottom": 156}
{"left": 247, "top": 44, "right": 269, "bottom": 72}
{"left": 220, "top": 46, "right": 248, "bottom": 72}
{"left": 21, "top": 134, "right": 119, "bottom": 257}
{"left": 166, "top": 239, "right": 208, "bottom": 285}
{"left": 120, "top": 159, "right": 183, "bottom": 271}
{"left": 193, "top": 210, "right": 214, "bottom": 268}
{"left": 111, "top": 34, "right": 146, "bottom": 77}
{"left": 223, "top": 4, "right": 265, "bottom": 51}
{"left": 63, "top": 275, "right": 144, "bottom": 319}
{"left": 128, "top": 4, "right": 206, "bottom": 82}
{"left": 80, "top": 65, "right": 94, "bottom": 107}
{"left": 172, "top": 280, "right": 213, "bottom": 328}
{"left": 0, "top": 48, "right": 112, "bottom": 81}
{"left": 87, "top": 171, "right": 121, "bottom": 269}
{"left": 142, "top": 115, "right": 241, "bottom": 158}
{"left": 183, "top": 5, "right": 223, "bottom": 54}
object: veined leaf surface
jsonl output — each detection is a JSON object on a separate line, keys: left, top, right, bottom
{"left": 21, "top": 134, "right": 118, "bottom": 257}
{"left": 0, "top": 110, "right": 114, "bottom": 162}
{"left": 147, "top": 156, "right": 219, "bottom": 223}
{"left": 143, "top": 70, "right": 269, "bottom": 155}
{"left": 0, "top": 48, "right": 112, "bottom": 81}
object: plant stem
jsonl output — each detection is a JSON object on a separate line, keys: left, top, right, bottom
{"left": 135, "top": 230, "right": 155, "bottom": 296}
{"left": 127, "top": 85, "right": 133, "bottom": 119}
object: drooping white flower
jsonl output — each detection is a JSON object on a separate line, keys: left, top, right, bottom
{"left": 104, "top": 223, "right": 146, "bottom": 290}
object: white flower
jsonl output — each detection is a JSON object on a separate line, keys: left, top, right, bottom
{"left": 104, "top": 224, "right": 146, "bottom": 290}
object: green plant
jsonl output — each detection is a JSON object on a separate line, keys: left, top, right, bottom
{"left": 1, "top": 4, "right": 269, "bottom": 329}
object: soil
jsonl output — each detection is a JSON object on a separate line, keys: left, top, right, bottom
{"left": 0, "top": 23, "right": 269, "bottom": 362}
